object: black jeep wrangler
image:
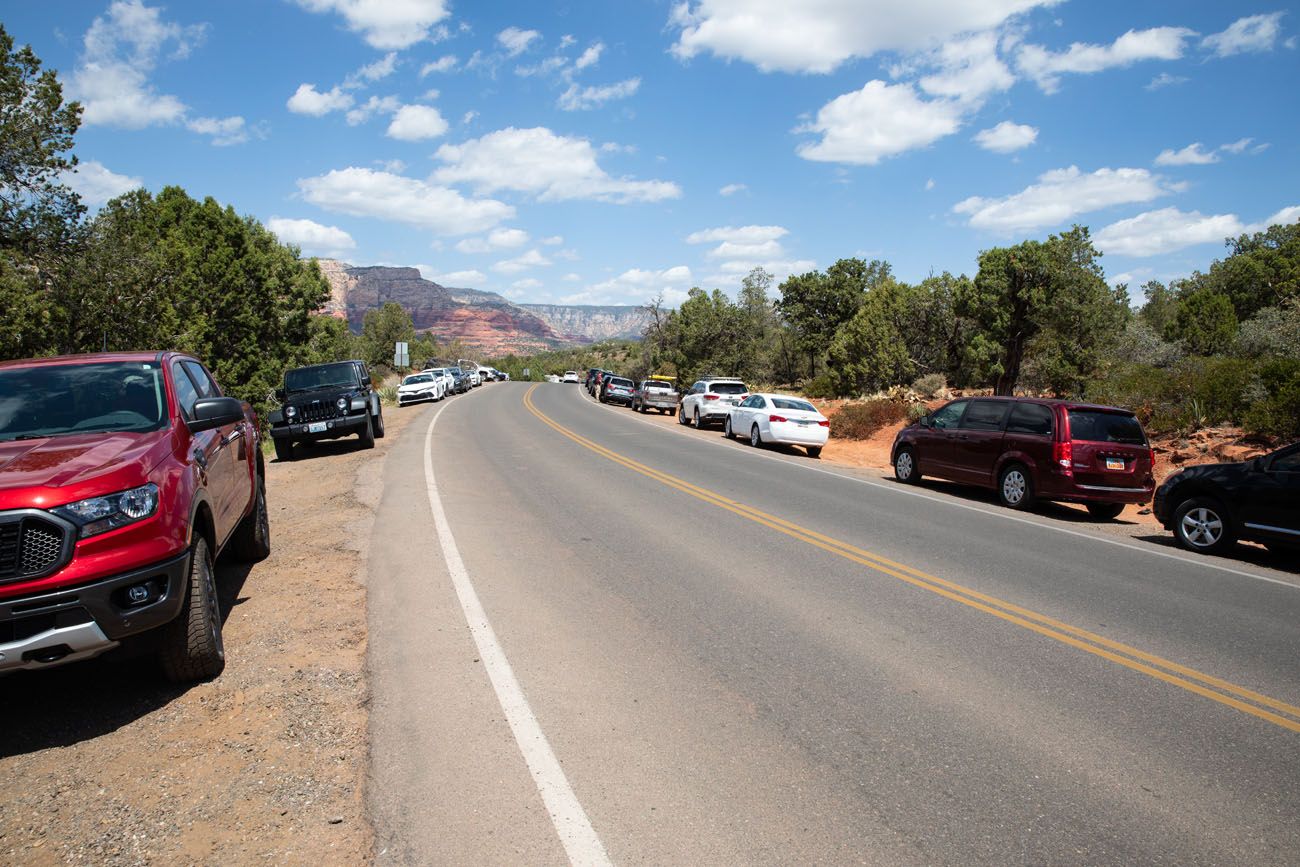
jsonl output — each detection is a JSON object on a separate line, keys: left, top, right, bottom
{"left": 268, "top": 359, "right": 385, "bottom": 461}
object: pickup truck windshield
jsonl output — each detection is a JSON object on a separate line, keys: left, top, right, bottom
{"left": 0, "top": 361, "right": 169, "bottom": 440}
{"left": 285, "top": 362, "right": 359, "bottom": 394}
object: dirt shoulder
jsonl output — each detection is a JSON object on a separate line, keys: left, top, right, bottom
{"left": 0, "top": 405, "right": 418, "bottom": 866}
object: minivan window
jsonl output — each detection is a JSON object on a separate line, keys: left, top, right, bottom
{"left": 1007, "top": 402, "right": 1053, "bottom": 436}
{"left": 1068, "top": 409, "right": 1147, "bottom": 445}
{"left": 960, "top": 400, "right": 1009, "bottom": 431}
{"left": 930, "top": 400, "right": 968, "bottom": 430}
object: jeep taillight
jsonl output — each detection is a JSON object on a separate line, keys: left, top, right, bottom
{"left": 1053, "top": 441, "right": 1073, "bottom": 473}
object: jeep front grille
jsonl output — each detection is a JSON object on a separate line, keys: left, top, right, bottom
{"left": 0, "top": 514, "right": 71, "bottom": 584}
{"left": 298, "top": 400, "right": 343, "bottom": 423}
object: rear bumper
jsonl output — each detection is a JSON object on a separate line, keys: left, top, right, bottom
{"left": 768, "top": 424, "right": 829, "bottom": 447}
{"left": 1041, "top": 474, "right": 1153, "bottom": 505}
{"left": 0, "top": 550, "right": 190, "bottom": 673}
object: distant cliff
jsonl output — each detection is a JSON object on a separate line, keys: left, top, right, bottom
{"left": 315, "top": 260, "right": 648, "bottom": 354}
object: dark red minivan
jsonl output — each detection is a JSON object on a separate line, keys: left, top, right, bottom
{"left": 890, "top": 397, "right": 1156, "bottom": 519}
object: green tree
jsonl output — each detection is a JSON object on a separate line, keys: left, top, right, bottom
{"left": 1209, "top": 221, "right": 1300, "bottom": 320}
{"left": 0, "top": 24, "right": 83, "bottom": 265}
{"left": 1138, "top": 280, "right": 1180, "bottom": 336}
{"left": 653, "top": 287, "right": 748, "bottom": 386}
{"left": 826, "top": 278, "right": 913, "bottom": 395}
{"left": 1170, "top": 289, "right": 1238, "bottom": 355}
{"left": 361, "top": 301, "right": 417, "bottom": 369}
{"left": 776, "top": 259, "right": 889, "bottom": 378}
{"left": 959, "top": 226, "right": 1123, "bottom": 395}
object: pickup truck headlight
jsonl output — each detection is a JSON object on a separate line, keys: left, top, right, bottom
{"left": 53, "top": 483, "right": 160, "bottom": 538}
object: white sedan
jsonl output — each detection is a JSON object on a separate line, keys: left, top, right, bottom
{"left": 724, "top": 393, "right": 829, "bottom": 457}
{"left": 397, "top": 371, "right": 444, "bottom": 406}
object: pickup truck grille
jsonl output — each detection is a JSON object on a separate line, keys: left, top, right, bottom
{"left": 298, "top": 400, "right": 343, "bottom": 423}
{"left": 0, "top": 515, "right": 70, "bottom": 584}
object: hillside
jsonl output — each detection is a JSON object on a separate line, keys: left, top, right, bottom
{"left": 316, "top": 259, "right": 649, "bottom": 353}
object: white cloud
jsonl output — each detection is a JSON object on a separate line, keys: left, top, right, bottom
{"left": 351, "top": 52, "right": 398, "bottom": 83}
{"left": 1219, "top": 137, "right": 1253, "bottom": 155}
{"left": 462, "top": 110, "right": 478, "bottom": 125}
{"left": 705, "top": 240, "right": 784, "bottom": 259}
{"left": 1017, "top": 26, "right": 1195, "bottom": 93}
{"left": 1202, "top": 12, "right": 1285, "bottom": 57}
{"left": 541, "top": 235, "right": 564, "bottom": 245}
{"left": 298, "top": 167, "right": 514, "bottom": 235}
{"left": 421, "top": 55, "right": 457, "bottom": 76}
{"left": 925, "top": 178, "right": 936, "bottom": 190}
{"left": 288, "top": 83, "right": 354, "bottom": 115}
{"left": 70, "top": 0, "right": 204, "bottom": 129}
{"left": 1257, "top": 205, "right": 1300, "bottom": 230}
{"left": 796, "top": 80, "right": 962, "bottom": 165}
{"left": 386, "top": 104, "right": 448, "bottom": 140}
{"left": 61, "top": 160, "right": 142, "bottom": 206}
{"left": 1154, "top": 142, "right": 1218, "bottom": 166}
{"left": 186, "top": 115, "right": 249, "bottom": 146}
{"left": 973, "top": 120, "right": 1038, "bottom": 153}
{"left": 512, "top": 278, "right": 543, "bottom": 290}
{"left": 266, "top": 217, "right": 357, "bottom": 257}
{"left": 1145, "top": 72, "right": 1189, "bottom": 90}
{"left": 558, "top": 78, "right": 641, "bottom": 110}
{"left": 953, "top": 165, "right": 1176, "bottom": 233}
{"left": 1094, "top": 207, "right": 1245, "bottom": 256}
{"left": 516, "top": 56, "right": 568, "bottom": 77}
{"left": 669, "top": 0, "right": 1052, "bottom": 74}
{"left": 700, "top": 258, "right": 816, "bottom": 290}
{"left": 570, "top": 265, "right": 693, "bottom": 305}
{"left": 346, "top": 94, "right": 401, "bottom": 125}
{"left": 433, "top": 127, "right": 682, "bottom": 203}
{"left": 686, "top": 225, "right": 788, "bottom": 245}
{"left": 498, "top": 26, "right": 541, "bottom": 56}
{"left": 455, "top": 228, "right": 530, "bottom": 253}
{"left": 574, "top": 42, "right": 604, "bottom": 70}
{"left": 426, "top": 268, "right": 486, "bottom": 286}
{"left": 493, "top": 249, "right": 553, "bottom": 274}
{"left": 914, "top": 31, "right": 1015, "bottom": 104}
{"left": 292, "top": 0, "right": 450, "bottom": 50}
{"left": 719, "top": 183, "right": 747, "bottom": 196}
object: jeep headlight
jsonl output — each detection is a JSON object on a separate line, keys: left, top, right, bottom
{"left": 336, "top": 396, "right": 349, "bottom": 411}
{"left": 53, "top": 483, "right": 160, "bottom": 538}
{"left": 285, "top": 405, "right": 298, "bottom": 418}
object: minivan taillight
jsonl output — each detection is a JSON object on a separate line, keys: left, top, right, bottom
{"left": 1053, "top": 441, "right": 1073, "bottom": 473}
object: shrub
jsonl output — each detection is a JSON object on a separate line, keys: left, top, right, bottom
{"left": 911, "top": 373, "right": 947, "bottom": 398}
{"left": 377, "top": 385, "right": 399, "bottom": 405}
{"left": 1242, "top": 359, "right": 1300, "bottom": 438}
{"left": 802, "top": 372, "right": 837, "bottom": 399}
{"left": 830, "top": 399, "right": 908, "bottom": 440}
{"left": 906, "top": 402, "right": 929, "bottom": 423}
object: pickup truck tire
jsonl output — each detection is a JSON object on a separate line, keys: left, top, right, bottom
{"left": 274, "top": 439, "right": 294, "bottom": 462}
{"left": 160, "top": 536, "right": 225, "bottom": 683}
{"left": 359, "top": 413, "right": 376, "bottom": 449}
{"left": 229, "top": 473, "right": 271, "bottom": 562}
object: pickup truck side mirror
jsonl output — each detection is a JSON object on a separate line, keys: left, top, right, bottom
{"left": 188, "top": 396, "right": 245, "bottom": 433}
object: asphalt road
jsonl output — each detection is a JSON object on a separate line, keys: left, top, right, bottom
{"left": 367, "top": 381, "right": 1300, "bottom": 866}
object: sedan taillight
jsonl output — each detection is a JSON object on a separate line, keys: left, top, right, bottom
{"left": 769, "top": 415, "right": 788, "bottom": 423}
{"left": 817, "top": 420, "right": 830, "bottom": 427}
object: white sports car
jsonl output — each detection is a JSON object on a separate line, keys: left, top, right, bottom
{"left": 724, "top": 393, "right": 829, "bottom": 458}
{"left": 397, "top": 371, "right": 444, "bottom": 406}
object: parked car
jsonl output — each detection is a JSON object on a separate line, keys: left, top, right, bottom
{"left": 725, "top": 393, "right": 829, "bottom": 457}
{"left": 268, "top": 359, "right": 384, "bottom": 461}
{"left": 891, "top": 397, "right": 1155, "bottom": 518}
{"left": 397, "top": 371, "right": 444, "bottom": 406}
{"left": 563, "top": 371, "right": 580, "bottom": 384}
{"left": 423, "top": 366, "right": 455, "bottom": 396}
{"left": 601, "top": 376, "right": 636, "bottom": 406}
{"left": 0, "top": 351, "right": 270, "bottom": 682}
{"left": 448, "top": 366, "right": 470, "bottom": 393}
{"left": 679, "top": 377, "right": 750, "bottom": 429}
{"left": 631, "top": 378, "right": 679, "bottom": 414}
{"left": 1153, "top": 442, "right": 1299, "bottom": 555}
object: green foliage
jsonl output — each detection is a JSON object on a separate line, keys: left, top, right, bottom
{"left": 1241, "top": 359, "right": 1300, "bottom": 438}
{"left": 1211, "top": 222, "right": 1300, "bottom": 320}
{"left": 376, "top": 385, "right": 399, "bottom": 406}
{"left": 912, "top": 373, "right": 947, "bottom": 398}
{"left": 360, "top": 301, "right": 419, "bottom": 369}
{"left": 777, "top": 259, "right": 888, "bottom": 378}
{"left": 906, "top": 402, "right": 930, "bottom": 422}
{"left": 826, "top": 278, "right": 913, "bottom": 396}
{"left": 1138, "top": 280, "right": 1179, "bottom": 335}
{"left": 1169, "top": 289, "right": 1238, "bottom": 355}
{"left": 829, "top": 399, "right": 907, "bottom": 441}
{"left": 1233, "top": 297, "right": 1300, "bottom": 359}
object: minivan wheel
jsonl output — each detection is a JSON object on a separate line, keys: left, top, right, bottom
{"left": 998, "top": 464, "right": 1035, "bottom": 510}
{"left": 1173, "top": 497, "right": 1233, "bottom": 554}
{"left": 894, "top": 447, "right": 920, "bottom": 484}
{"left": 1085, "top": 502, "right": 1125, "bottom": 521}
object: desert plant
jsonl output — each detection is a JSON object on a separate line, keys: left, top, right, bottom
{"left": 911, "top": 373, "right": 947, "bottom": 398}
{"left": 829, "top": 399, "right": 908, "bottom": 440}
{"left": 377, "top": 385, "right": 399, "bottom": 405}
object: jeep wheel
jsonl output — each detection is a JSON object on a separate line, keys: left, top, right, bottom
{"left": 374, "top": 408, "right": 386, "bottom": 439}
{"left": 273, "top": 438, "right": 294, "bottom": 462}
{"left": 230, "top": 473, "right": 271, "bottom": 562}
{"left": 160, "top": 536, "right": 225, "bottom": 683}
{"left": 359, "top": 413, "right": 376, "bottom": 449}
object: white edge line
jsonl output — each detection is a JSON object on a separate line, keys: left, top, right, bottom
{"left": 563, "top": 384, "right": 1297, "bottom": 591}
{"left": 423, "top": 401, "right": 612, "bottom": 867}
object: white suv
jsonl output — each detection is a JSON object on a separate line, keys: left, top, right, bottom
{"left": 678, "top": 377, "right": 749, "bottom": 429}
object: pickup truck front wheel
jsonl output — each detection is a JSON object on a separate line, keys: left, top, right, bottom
{"left": 160, "top": 536, "right": 225, "bottom": 683}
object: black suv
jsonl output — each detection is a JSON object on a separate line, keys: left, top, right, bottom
{"left": 1153, "top": 442, "right": 1299, "bottom": 556}
{"left": 268, "top": 359, "right": 385, "bottom": 460}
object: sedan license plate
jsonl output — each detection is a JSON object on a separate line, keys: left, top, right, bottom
{"left": 1105, "top": 457, "right": 1125, "bottom": 470}
{"left": 308, "top": 421, "right": 328, "bottom": 433}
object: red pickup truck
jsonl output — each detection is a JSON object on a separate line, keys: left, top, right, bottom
{"left": 0, "top": 351, "right": 270, "bottom": 682}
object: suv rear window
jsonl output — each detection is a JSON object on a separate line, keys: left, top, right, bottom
{"left": 709, "top": 382, "right": 747, "bottom": 395}
{"left": 609, "top": 378, "right": 633, "bottom": 387}
{"left": 1068, "top": 409, "right": 1147, "bottom": 445}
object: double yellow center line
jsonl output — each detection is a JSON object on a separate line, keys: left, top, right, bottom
{"left": 525, "top": 385, "right": 1300, "bottom": 734}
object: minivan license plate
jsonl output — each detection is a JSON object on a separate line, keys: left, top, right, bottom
{"left": 1105, "top": 458, "right": 1124, "bottom": 470}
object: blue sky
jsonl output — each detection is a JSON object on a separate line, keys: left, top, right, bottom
{"left": 8, "top": 1, "right": 1300, "bottom": 308}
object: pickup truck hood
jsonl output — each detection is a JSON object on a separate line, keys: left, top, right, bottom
{"left": 0, "top": 430, "right": 173, "bottom": 506}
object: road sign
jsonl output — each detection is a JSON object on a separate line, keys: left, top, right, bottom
{"left": 394, "top": 341, "right": 409, "bottom": 368}
{"left": 523, "top": 367, "right": 530, "bottom": 379}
